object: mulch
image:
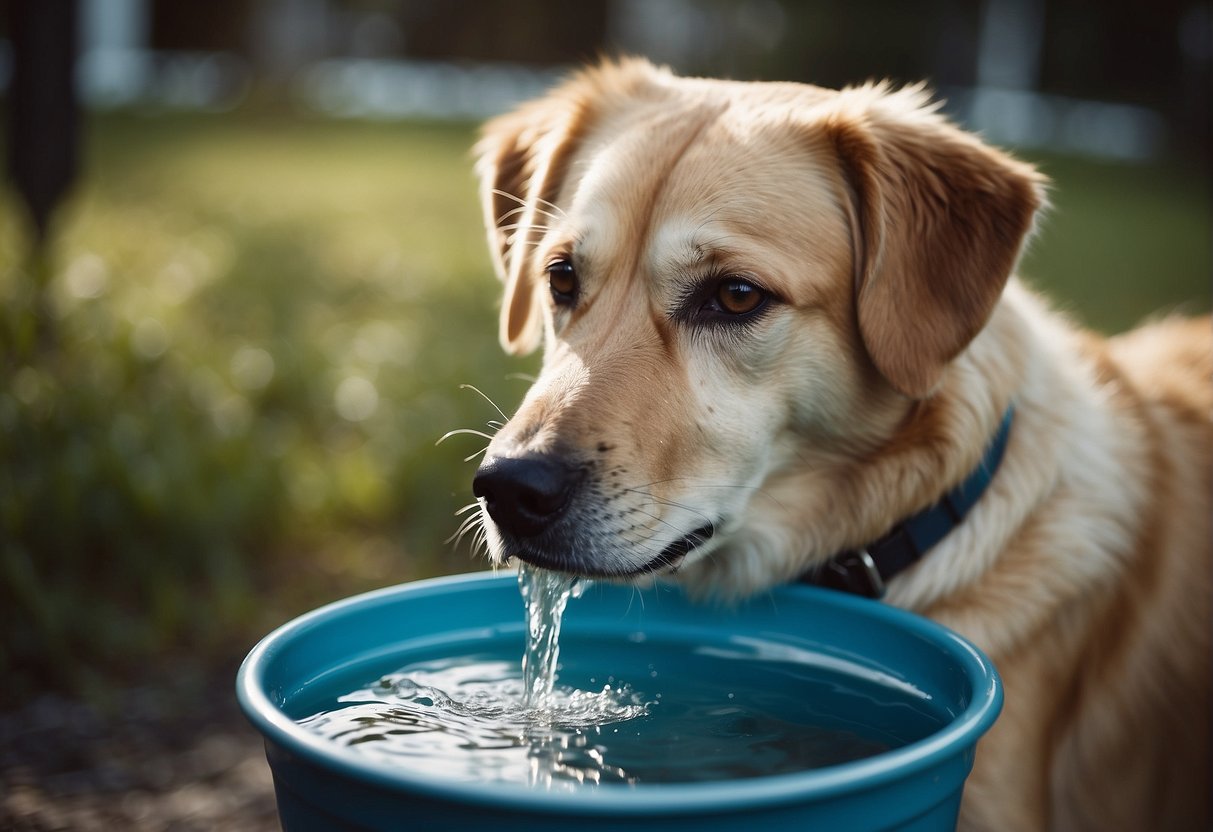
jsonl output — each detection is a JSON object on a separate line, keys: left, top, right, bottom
{"left": 1, "top": 666, "right": 282, "bottom": 831}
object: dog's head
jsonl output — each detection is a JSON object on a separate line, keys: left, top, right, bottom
{"left": 470, "top": 58, "right": 1043, "bottom": 588}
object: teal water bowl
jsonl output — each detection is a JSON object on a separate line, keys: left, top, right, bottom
{"left": 237, "top": 571, "right": 1001, "bottom": 831}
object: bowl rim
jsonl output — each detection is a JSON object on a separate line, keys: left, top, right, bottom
{"left": 236, "top": 570, "right": 1002, "bottom": 817}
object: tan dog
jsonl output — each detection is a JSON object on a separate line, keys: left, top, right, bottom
{"left": 468, "top": 58, "right": 1211, "bottom": 830}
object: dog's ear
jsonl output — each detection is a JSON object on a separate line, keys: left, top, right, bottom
{"left": 475, "top": 58, "right": 665, "bottom": 354}
{"left": 474, "top": 94, "right": 586, "bottom": 354}
{"left": 823, "top": 85, "right": 1046, "bottom": 398}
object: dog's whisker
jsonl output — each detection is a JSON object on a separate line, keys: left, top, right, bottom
{"left": 493, "top": 205, "right": 527, "bottom": 225}
{"left": 500, "top": 228, "right": 552, "bottom": 245}
{"left": 493, "top": 204, "right": 538, "bottom": 225}
{"left": 622, "top": 585, "right": 645, "bottom": 617}
{"left": 622, "top": 488, "right": 716, "bottom": 529}
{"left": 503, "top": 232, "right": 548, "bottom": 249}
{"left": 458, "top": 383, "right": 510, "bottom": 421}
{"left": 490, "top": 187, "right": 527, "bottom": 207}
{"left": 498, "top": 219, "right": 552, "bottom": 233}
{"left": 491, "top": 188, "right": 567, "bottom": 221}
{"left": 446, "top": 510, "right": 485, "bottom": 547}
{"left": 463, "top": 447, "right": 489, "bottom": 463}
{"left": 501, "top": 222, "right": 558, "bottom": 247}
{"left": 452, "top": 511, "right": 494, "bottom": 560}
{"left": 446, "top": 523, "right": 473, "bottom": 549}
{"left": 453, "top": 507, "right": 483, "bottom": 532}
{"left": 625, "top": 503, "right": 710, "bottom": 542}
{"left": 496, "top": 191, "right": 568, "bottom": 223}
{"left": 437, "top": 427, "right": 495, "bottom": 444}
{"left": 625, "top": 477, "right": 789, "bottom": 512}
{"left": 530, "top": 193, "right": 568, "bottom": 219}
{"left": 492, "top": 189, "right": 559, "bottom": 223}
{"left": 502, "top": 233, "right": 547, "bottom": 248}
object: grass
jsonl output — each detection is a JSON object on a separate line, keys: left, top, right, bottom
{"left": 1019, "top": 153, "right": 1211, "bottom": 331}
{"left": 0, "top": 111, "right": 537, "bottom": 703}
{"left": 0, "top": 107, "right": 1207, "bottom": 704}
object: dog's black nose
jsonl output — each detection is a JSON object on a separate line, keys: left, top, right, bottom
{"left": 473, "top": 455, "right": 579, "bottom": 538}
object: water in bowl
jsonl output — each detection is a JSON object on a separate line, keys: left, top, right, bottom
{"left": 293, "top": 565, "right": 947, "bottom": 788}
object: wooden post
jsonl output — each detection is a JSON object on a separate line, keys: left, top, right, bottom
{"left": 8, "top": 0, "right": 80, "bottom": 241}
{"left": 5, "top": 0, "right": 79, "bottom": 354}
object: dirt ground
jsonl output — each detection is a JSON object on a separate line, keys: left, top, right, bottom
{"left": 1, "top": 668, "right": 282, "bottom": 831}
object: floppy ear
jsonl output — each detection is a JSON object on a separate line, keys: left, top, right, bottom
{"left": 474, "top": 58, "right": 665, "bottom": 354}
{"left": 824, "top": 84, "right": 1046, "bottom": 398}
{"left": 474, "top": 88, "right": 592, "bottom": 354}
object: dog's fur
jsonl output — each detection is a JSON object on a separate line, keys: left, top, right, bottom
{"left": 470, "top": 58, "right": 1212, "bottom": 830}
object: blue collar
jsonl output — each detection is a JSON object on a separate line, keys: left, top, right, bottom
{"left": 802, "top": 407, "right": 1015, "bottom": 598}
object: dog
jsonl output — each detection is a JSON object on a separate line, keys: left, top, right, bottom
{"left": 467, "top": 58, "right": 1211, "bottom": 830}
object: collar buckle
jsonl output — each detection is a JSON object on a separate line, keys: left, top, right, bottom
{"left": 816, "top": 548, "right": 886, "bottom": 599}
{"left": 801, "top": 406, "right": 1015, "bottom": 599}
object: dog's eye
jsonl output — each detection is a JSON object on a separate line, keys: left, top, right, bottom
{"left": 546, "top": 260, "right": 578, "bottom": 304}
{"left": 714, "top": 278, "right": 765, "bottom": 316}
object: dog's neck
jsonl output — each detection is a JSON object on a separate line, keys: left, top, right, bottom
{"left": 801, "top": 406, "right": 1015, "bottom": 598}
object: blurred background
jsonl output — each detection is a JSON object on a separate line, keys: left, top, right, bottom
{"left": 1, "top": 0, "right": 1209, "bottom": 828}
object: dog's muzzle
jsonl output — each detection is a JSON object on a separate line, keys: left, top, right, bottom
{"left": 472, "top": 454, "right": 581, "bottom": 539}
{"left": 472, "top": 453, "right": 716, "bottom": 577}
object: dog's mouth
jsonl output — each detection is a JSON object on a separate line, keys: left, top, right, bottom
{"left": 509, "top": 522, "right": 717, "bottom": 579}
{"left": 644, "top": 522, "right": 717, "bottom": 574}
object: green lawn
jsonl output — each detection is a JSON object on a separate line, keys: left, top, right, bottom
{"left": 1019, "top": 153, "right": 1211, "bottom": 331}
{"left": 0, "top": 112, "right": 535, "bottom": 700}
{"left": 1, "top": 109, "right": 1207, "bottom": 702}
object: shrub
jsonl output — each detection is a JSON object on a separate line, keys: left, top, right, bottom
{"left": 0, "top": 113, "right": 531, "bottom": 704}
